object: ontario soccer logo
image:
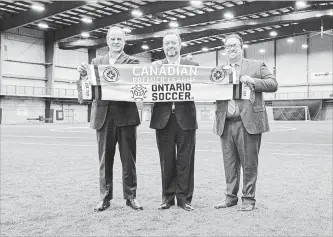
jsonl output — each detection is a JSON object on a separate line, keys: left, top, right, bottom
{"left": 130, "top": 85, "right": 148, "bottom": 101}
{"left": 103, "top": 66, "right": 119, "bottom": 82}
{"left": 210, "top": 68, "right": 227, "bottom": 83}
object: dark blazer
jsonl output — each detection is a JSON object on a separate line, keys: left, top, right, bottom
{"left": 89, "top": 52, "right": 141, "bottom": 130}
{"left": 214, "top": 58, "right": 278, "bottom": 136}
{"left": 150, "top": 57, "right": 199, "bottom": 130}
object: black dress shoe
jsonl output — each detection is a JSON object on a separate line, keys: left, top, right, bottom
{"left": 178, "top": 203, "right": 195, "bottom": 211}
{"left": 214, "top": 201, "right": 237, "bottom": 209}
{"left": 158, "top": 200, "right": 175, "bottom": 210}
{"left": 126, "top": 199, "right": 143, "bottom": 210}
{"left": 94, "top": 200, "right": 110, "bottom": 212}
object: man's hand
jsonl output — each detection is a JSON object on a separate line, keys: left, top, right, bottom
{"left": 152, "top": 60, "right": 163, "bottom": 67}
{"left": 240, "top": 75, "right": 255, "bottom": 85}
{"left": 77, "top": 62, "right": 88, "bottom": 77}
{"left": 220, "top": 65, "right": 232, "bottom": 75}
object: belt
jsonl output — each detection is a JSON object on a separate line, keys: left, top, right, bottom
{"left": 226, "top": 116, "right": 241, "bottom": 122}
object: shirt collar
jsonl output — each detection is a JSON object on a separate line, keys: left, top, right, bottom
{"left": 109, "top": 52, "right": 122, "bottom": 64}
{"left": 167, "top": 56, "right": 181, "bottom": 65}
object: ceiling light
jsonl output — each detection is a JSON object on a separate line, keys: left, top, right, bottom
{"left": 243, "top": 44, "right": 249, "bottom": 48}
{"left": 315, "top": 13, "right": 322, "bottom": 17}
{"left": 181, "top": 42, "right": 187, "bottom": 47}
{"left": 270, "top": 31, "right": 277, "bottom": 37}
{"left": 287, "top": 38, "right": 294, "bottom": 43}
{"left": 37, "top": 22, "right": 48, "bottom": 29}
{"left": 259, "top": 49, "right": 266, "bottom": 53}
{"left": 296, "top": 1, "right": 308, "bottom": 9}
{"left": 302, "top": 44, "right": 308, "bottom": 49}
{"left": 248, "top": 21, "right": 257, "bottom": 25}
{"left": 224, "top": 12, "right": 234, "bottom": 20}
{"left": 141, "top": 44, "right": 149, "bottom": 50}
{"left": 221, "top": 52, "right": 226, "bottom": 56}
{"left": 31, "top": 2, "right": 45, "bottom": 12}
{"left": 123, "top": 28, "right": 132, "bottom": 33}
{"left": 169, "top": 21, "right": 179, "bottom": 28}
{"left": 202, "top": 47, "right": 208, "bottom": 52}
{"left": 131, "top": 9, "right": 143, "bottom": 18}
{"left": 330, "top": 10, "right": 333, "bottom": 16}
{"left": 81, "top": 32, "right": 90, "bottom": 38}
{"left": 190, "top": 1, "right": 203, "bottom": 7}
{"left": 81, "top": 16, "right": 92, "bottom": 24}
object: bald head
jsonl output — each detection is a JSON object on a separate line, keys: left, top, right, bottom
{"left": 106, "top": 26, "right": 126, "bottom": 53}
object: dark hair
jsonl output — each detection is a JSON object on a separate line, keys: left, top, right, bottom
{"left": 163, "top": 30, "right": 182, "bottom": 44}
{"left": 224, "top": 34, "right": 243, "bottom": 47}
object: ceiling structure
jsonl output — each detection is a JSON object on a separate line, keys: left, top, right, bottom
{"left": 0, "top": 0, "right": 332, "bottom": 59}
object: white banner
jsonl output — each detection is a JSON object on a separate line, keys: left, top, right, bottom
{"left": 77, "top": 64, "right": 250, "bottom": 102}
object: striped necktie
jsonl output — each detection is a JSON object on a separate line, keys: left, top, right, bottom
{"left": 228, "top": 99, "right": 236, "bottom": 115}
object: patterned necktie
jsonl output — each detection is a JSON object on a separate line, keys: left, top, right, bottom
{"left": 228, "top": 99, "right": 236, "bottom": 115}
{"left": 245, "top": 82, "right": 255, "bottom": 104}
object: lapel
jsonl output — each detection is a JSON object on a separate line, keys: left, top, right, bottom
{"left": 240, "top": 58, "right": 250, "bottom": 77}
{"left": 101, "top": 51, "right": 128, "bottom": 65}
{"left": 180, "top": 57, "right": 187, "bottom": 66}
{"left": 161, "top": 58, "right": 168, "bottom": 65}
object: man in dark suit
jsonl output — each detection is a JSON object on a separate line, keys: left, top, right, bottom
{"left": 150, "top": 31, "right": 199, "bottom": 211}
{"left": 77, "top": 26, "right": 143, "bottom": 212}
{"left": 214, "top": 34, "right": 278, "bottom": 211}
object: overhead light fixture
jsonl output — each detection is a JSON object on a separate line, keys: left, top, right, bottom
{"left": 81, "top": 32, "right": 90, "bottom": 38}
{"left": 141, "top": 44, "right": 149, "bottom": 50}
{"left": 81, "top": 16, "right": 92, "bottom": 24}
{"left": 315, "top": 13, "right": 322, "bottom": 17}
{"left": 221, "top": 52, "right": 227, "bottom": 56}
{"left": 169, "top": 21, "right": 179, "bottom": 28}
{"left": 181, "top": 42, "right": 187, "bottom": 47}
{"left": 296, "top": 1, "right": 307, "bottom": 9}
{"left": 123, "top": 28, "right": 132, "bottom": 33}
{"left": 131, "top": 9, "right": 143, "bottom": 18}
{"left": 302, "top": 44, "right": 308, "bottom": 49}
{"left": 259, "top": 49, "right": 266, "bottom": 53}
{"left": 202, "top": 47, "right": 208, "bottom": 52}
{"left": 287, "top": 38, "right": 294, "bottom": 43}
{"left": 270, "top": 31, "right": 278, "bottom": 37}
{"left": 243, "top": 44, "right": 249, "bottom": 48}
{"left": 190, "top": 1, "right": 203, "bottom": 7}
{"left": 31, "top": 2, "right": 45, "bottom": 12}
{"left": 37, "top": 22, "right": 48, "bottom": 29}
{"left": 330, "top": 10, "right": 333, "bottom": 16}
{"left": 248, "top": 21, "right": 257, "bottom": 25}
{"left": 224, "top": 12, "right": 234, "bottom": 20}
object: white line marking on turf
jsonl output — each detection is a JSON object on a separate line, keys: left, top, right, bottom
{"left": 1, "top": 142, "right": 331, "bottom": 157}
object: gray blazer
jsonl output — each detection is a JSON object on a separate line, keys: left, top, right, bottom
{"left": 214, "top": 58, "right": 278, "bottom": 135}
{"left": 89, "top": 52, "right": 141, "bottom": 130}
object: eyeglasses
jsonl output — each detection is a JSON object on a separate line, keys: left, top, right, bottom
{"left": 225, "top": 44, "right": 241, "bottom": 49}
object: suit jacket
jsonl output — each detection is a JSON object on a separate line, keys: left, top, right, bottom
{"left": 214, "top": 58, "right": 278, "bottom": 136}
{"left": 150, "top": 57, "right": 199, "bottom": 130}
{"left": 89, "top": 52, "right": 141, "bottom": 130}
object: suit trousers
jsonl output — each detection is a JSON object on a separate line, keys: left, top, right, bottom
{"left": 220, "top": 119, "right": 261, "bottom": 205}
{"left": 155, "top": 113, "right": 195, "bottom": 206}
{"left": 96, "top": 104, "right": 137, "bottom": 201}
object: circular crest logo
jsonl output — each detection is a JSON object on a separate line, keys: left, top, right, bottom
{"left": 130, "top": 85, "right": 148, "bottom": 101}
{"left": 103, "top": 66, "right": 119, "bottom": 82}
{"left": 210, "top": 68, "right": 227, "bottom": 83}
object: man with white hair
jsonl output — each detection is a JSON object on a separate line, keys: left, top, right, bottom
{"left": 77, "top": 26, "right": 143, "bottom": 212}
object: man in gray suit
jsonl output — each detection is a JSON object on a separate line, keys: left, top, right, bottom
{"left": 150, "top": 31, "right": 199, "bottom": 211}
{"left": 77, "top": 26, "right": 143, "bottom": 212}
{"left": 214, "top": 34, "right": 278, "bottom": 211}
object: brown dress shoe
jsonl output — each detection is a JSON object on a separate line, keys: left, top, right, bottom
{"left": 178, "top": 203, "right": 195, "bottom": 211}
{"left": 126, "top": 199, "right": 143, "bottom": 210}
{"left": 238, "top": 203, "right": 255, "bottom": 211}
{"left": 94, "top": 200, "right": 110, "bottom": 212}
{"left": 214, "top": 201, "right": 237, "bottom": 209}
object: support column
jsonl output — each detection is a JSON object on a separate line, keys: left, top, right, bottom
{"left": 306, "top": 34, "right": 310, "bottom": 98}
{"left": 0, "top": 32, "right": 3, "bottom": 124}
{"left": 45, "top": 32, "right": 56, "bottom": 123}
{"left": 87, "top": 48, "right": 96, "bottom": 122}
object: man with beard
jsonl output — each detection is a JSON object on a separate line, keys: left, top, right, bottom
{"left": 214, "top": 34, "right": 278, "bottom": 211}
{"left": 150, "top": 31, "right": 199, "bottom": 211}
{"left": 77, "top": 26, "right": 143, "bottom": 212}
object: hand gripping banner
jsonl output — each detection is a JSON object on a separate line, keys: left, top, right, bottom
{"left": 77, "top": 64, "right": 251, "bottom": 102}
